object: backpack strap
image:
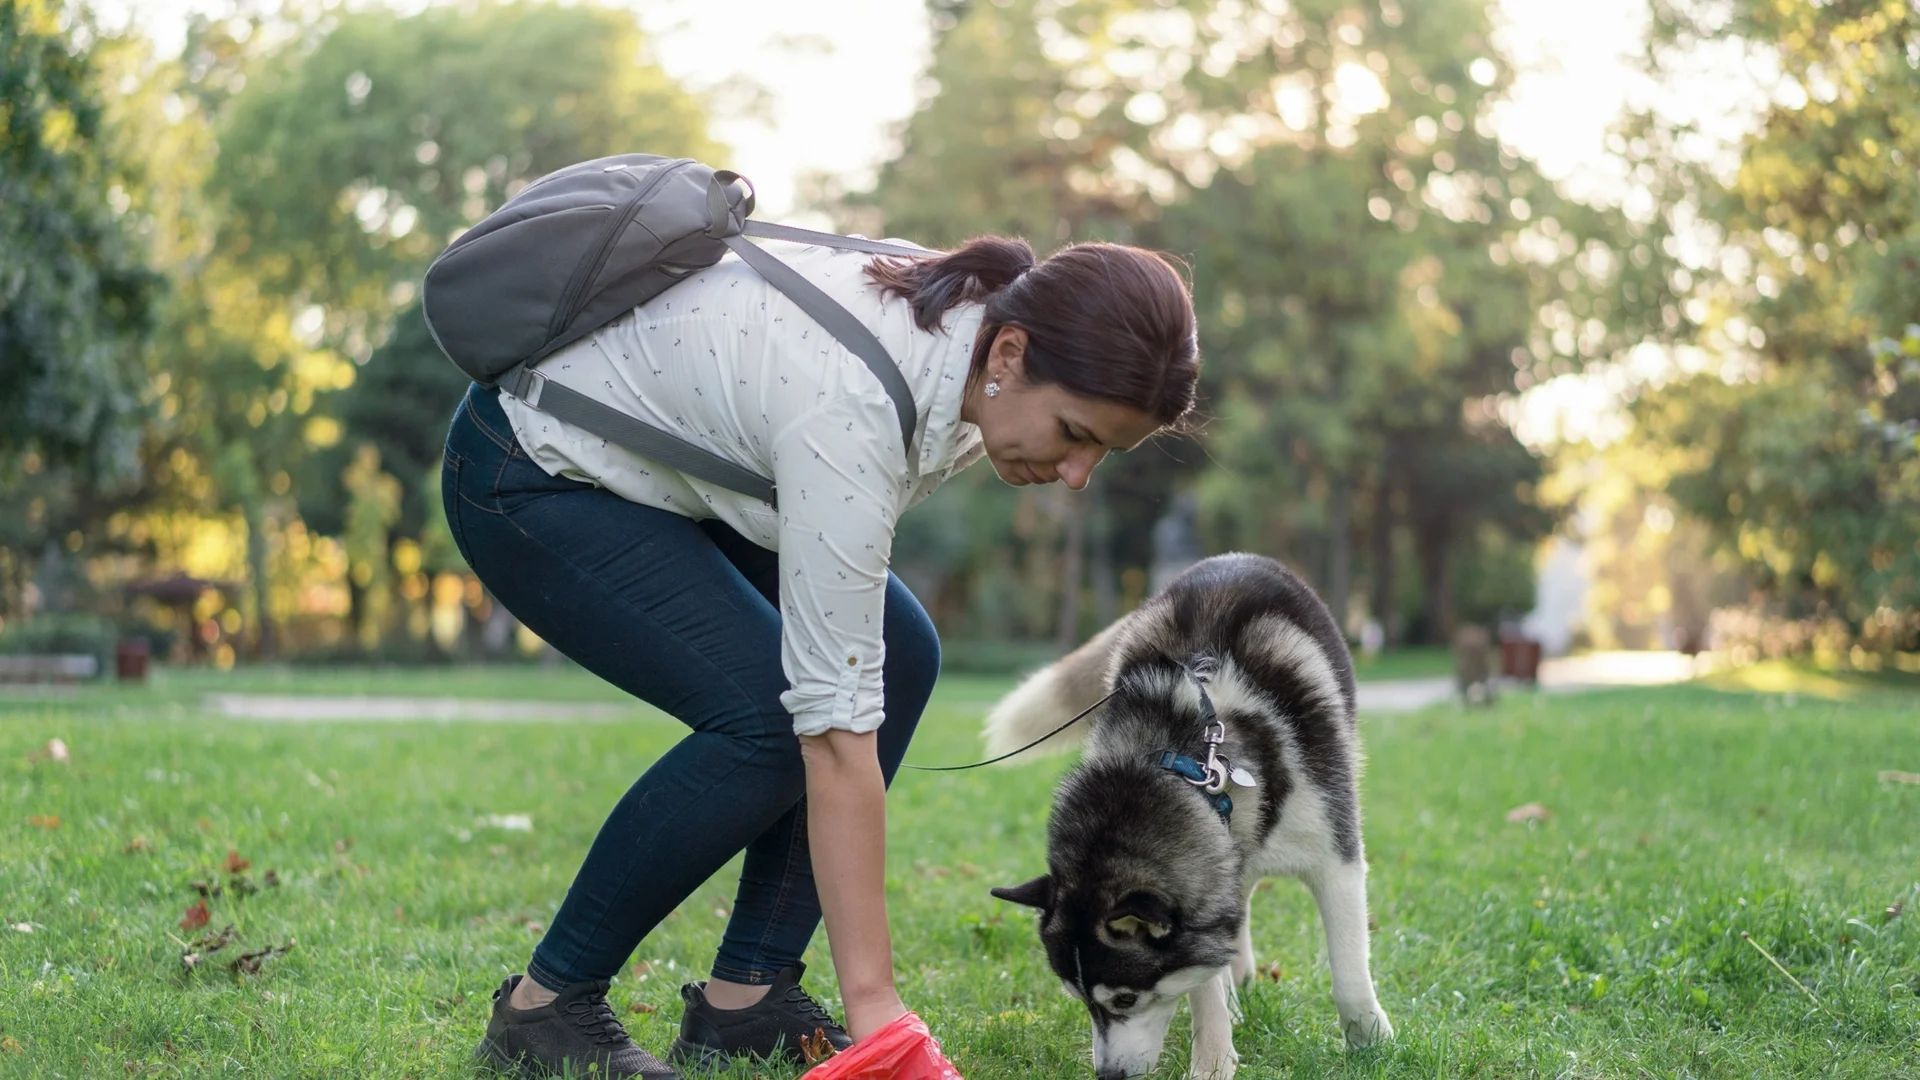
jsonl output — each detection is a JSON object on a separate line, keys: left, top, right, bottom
{"left": 498, "top": 173, "right": 935, "bottom": 509}
{"left": 498, "top": 365, "right": 779, "bottom": 507}
{"left": 740, "top": 219, "right": 932, "bottom": 258}
{"left": 720, "top": 234, "right": 918, "bottom": 461}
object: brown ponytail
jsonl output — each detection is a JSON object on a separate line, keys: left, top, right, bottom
{"left": 865, "top": 238, "right": 1199, "bottom": 428}
{"left": 864, "top": 236, "right": 1037, "bottom": 331}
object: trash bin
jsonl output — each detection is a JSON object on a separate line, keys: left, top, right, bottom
{"left": 1499, "top": 636, "right": 1541, "bottom": 683}
{"left": 115, "top": 637, "right": 151, "bottom": 683}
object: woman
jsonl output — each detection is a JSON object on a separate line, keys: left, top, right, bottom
{"left": 448, "top": 233, "right": 1199, "bottom": 1078}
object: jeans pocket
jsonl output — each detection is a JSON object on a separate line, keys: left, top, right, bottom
{"left": 441, "top": 449, "right": 473, "bottom": 563}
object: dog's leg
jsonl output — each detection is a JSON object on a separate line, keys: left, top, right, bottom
{"left": 1186, "top": 967, "right": 1238, "bottom": 1080}
{"left": 1308, "top": 857, "right": 1393, "bottom": 1048}
{"left": 1230, "top": 885, "right": 1257, "bottom": 986}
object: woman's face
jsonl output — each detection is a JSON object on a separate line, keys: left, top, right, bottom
{"left": 961, "top": 326, "right": 1162, "bottom": 491}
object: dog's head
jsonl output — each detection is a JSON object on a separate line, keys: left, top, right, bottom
{"left": 992, "top": 760, "right": 1245, "bottom": 1079}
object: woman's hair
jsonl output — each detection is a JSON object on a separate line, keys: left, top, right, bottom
{"left": 864, "top": 236, "right": 1200, "bottom": 428}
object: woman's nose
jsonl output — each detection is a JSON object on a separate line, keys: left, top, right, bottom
{"left": 1059, "top": 447, "right": 1106, "bottom": 491}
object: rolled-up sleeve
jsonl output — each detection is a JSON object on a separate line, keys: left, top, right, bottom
{"left": 770, "top": 393, "right": 909, "bottom": 737}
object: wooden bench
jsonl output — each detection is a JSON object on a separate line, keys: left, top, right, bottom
{"left": 0, "top": 654, "right": 101, "bottom": 683}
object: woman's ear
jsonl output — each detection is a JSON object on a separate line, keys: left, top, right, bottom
{"left": 990, "top": 325, "right": 1029, "bottom": 385}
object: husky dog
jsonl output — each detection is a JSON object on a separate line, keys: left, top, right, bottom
{"left": 987, "top": 553, "right": 1393, "bottom": 1079}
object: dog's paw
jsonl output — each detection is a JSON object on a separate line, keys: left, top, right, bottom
{"left": 1340, "top": 1006, "right": 1394, "bottom": 1049}
{"left": 1187, "top": 1047, "right": 1238, "bottom": 1080}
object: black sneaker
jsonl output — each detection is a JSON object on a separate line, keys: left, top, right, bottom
{"left": 667, "top": 963, "right": 853, "bottom": 1068}
{"left": 475, "top": 974, "right": 679, "bottom": 1079}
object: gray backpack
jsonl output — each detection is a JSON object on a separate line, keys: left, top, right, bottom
{"left": 422, "top": 154, "right": 928, "bottom": 507}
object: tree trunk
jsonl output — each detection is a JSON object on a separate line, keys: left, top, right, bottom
{"left": 1369, "top": 483, "right": 1397, "bottom": 645}
{"left": 244, "top": 498, "right": 277, "bottom": 659}
{"left": 1089, "top": 478, "right": 1117, "bottom": 628}
{"left": 1416, "top": 525, "right": 1455, "bottom": 645}
{"left": 1324, "top": 477, "right": 1352, "bottom": 637}
{"left": 1056, "top": 492, "right": 1086, "bottom": 651}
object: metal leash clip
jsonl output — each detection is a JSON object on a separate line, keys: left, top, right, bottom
{"left": 1192, "top": 720, "right": 1229, "bottom": 794}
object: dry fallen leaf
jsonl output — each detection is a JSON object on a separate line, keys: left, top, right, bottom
{"left": 229, "top": 940, "right": 294, "bottom": 976}
{"left": 27, "top": 815, "right": 59, "bottom": 830}
{"left": 223, "top": 851, "right": 251, "bottom": 875}
{"left": 0, "top": 1036, "right": 20, "bottom": 1054}
{"left": 179, "top": 914, "right": 237, "bottom": 968}
{"left": 799, "top": 1027, "right": 837, "bottom": 1068}
{"left": 1878, "top": 770, "right": 1920, "bottom": 785}
{"left": 124, "top": 836, "right": 152, "bottom": 855}
{"left": 1506, "top": 803, "right": 1553, "bottom": 823}
{"left": 628, "top": 1002, "right": 657, "bottom": 1015}
{"left": 179, "top": 900, "right": 211, "bottom": 932}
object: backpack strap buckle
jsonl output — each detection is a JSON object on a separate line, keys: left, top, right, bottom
{"left": 706, "top": 171, "right": 755, "bottom": 239}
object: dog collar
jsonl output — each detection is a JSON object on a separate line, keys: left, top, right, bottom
{"left": 1154, "top": 658, "right": 1247, "bottom": 827}
{"left": 1156, "top": 750, "right": 1234, "bottom": 826}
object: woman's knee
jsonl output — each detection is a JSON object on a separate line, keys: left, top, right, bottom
{"left": 882, "top": 575, "right": 941, "bottom": 712}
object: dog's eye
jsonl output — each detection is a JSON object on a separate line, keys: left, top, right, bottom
{"left": 1111, "top": 992, "right": 1139, "bottom": 1010}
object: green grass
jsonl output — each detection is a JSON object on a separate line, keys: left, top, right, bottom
{"left": 1, "top": 667, "right": 1916, "bottom": 1078}
{"left": 1349, "top": 646, "right": 1453, "bottom": 683}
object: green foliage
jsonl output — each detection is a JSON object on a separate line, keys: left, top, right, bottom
{"left": 210, "top": 1, "right": 722, "bottom": 341}
{"left": 864, "top": 0, "right": 1568, "bottom": 640}
{"left": 1621, "top": 0, "right": 1920, "bottom": 647}
{"left": 0, "top": 611, "right": 119, "bottom": 660}
{"left": 0, "top": 0, "right": 160, "bottom": 479}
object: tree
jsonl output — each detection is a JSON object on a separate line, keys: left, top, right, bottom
{"left": 178, "top": 1, "right": 720, "bottom": 649}
{"left": 1617, "top": 0, "right": 1920, "bottom": 651}
{"left": 0, "top": 0, "right": 158, "bottom": 481}
{"left": 866, "top": 0, "right": 1579, "bottom": 642}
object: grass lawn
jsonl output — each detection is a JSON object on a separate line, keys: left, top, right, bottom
{"left": 1, "top": 666, "right": 1916, "bottom": 1078}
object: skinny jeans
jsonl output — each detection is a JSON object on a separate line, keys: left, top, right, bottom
{"left": 440, "top": 384, "right": 935, "bottom": 989}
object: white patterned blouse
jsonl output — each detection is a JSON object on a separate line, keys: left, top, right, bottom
{"left": 499, "top": 240, "right": 986, "bottom": 737}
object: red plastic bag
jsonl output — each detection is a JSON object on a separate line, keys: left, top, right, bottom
{"left": 801, "top": 1011, "right": 963, "bottom": 1080}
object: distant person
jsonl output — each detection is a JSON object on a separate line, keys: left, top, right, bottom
{"left": 443, "top": 235, "right": 1200, "bottom": 1077}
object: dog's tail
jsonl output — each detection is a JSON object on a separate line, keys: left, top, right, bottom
{"left": 982, "top": 617, "right": 1128, "bottom": 759}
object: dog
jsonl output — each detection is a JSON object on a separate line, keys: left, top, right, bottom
{"left": 986, "top": 553, "right": 1393, "bottom": 1079}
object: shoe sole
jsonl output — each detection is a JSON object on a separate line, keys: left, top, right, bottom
{"left": 474, "top": 1037, "right": 536, "bottom": 1078}
{"left": 668, "top": 1036, "right": 816, "bottom": 1071}
{"left": 666, "top": 1036, "right": 729, "bottom": 1071}
{"left": 478, "top": 1037, "right": 680, "bottom": 1080}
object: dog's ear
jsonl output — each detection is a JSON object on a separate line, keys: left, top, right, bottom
{"left": 1105, "top": 890, "right": 1175, "bottom": 940}
{"left": 991, "top": 875, "right": 1053, "bottom": 910}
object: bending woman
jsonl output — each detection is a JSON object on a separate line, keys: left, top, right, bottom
{"left": 448, "top": 234, "right": 1200, "bottom": 1078}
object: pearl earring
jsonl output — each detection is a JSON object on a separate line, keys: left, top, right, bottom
{"left": 985, "top": 380, "right": 1001, "bottom": 398}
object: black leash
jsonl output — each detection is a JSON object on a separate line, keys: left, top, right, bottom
{"left": 900, "top": 690, "right": 1115, "bottom": 772}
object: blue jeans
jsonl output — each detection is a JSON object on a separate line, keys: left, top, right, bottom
{"left": 441, "top": 385, "right": 936, "bottom": 990}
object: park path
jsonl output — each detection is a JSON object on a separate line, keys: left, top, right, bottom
{"left": 201, "top": 651, "right": 1705, "bottom": 722}
{"left": 201, "top": 693, "right": 637, "bottom": 722}
{"left": 1356, "top": 650, "right": 1704, "bottom": 714}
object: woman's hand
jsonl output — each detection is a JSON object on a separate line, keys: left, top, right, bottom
{"left": 799, "top": 728, "right": 909, "bottom": 1040}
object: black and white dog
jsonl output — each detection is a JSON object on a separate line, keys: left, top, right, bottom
{"left": 986, "top": 553, "right": 1392, "bottom": 1079}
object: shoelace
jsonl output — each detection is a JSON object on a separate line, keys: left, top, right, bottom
{"left": 783, "top": 986, "right": 841, "bottom": 1033}
{"left": 566, "top": 994, "right": 635, "bottom": 1046}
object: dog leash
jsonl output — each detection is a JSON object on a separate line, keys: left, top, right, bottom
{"left": 899, "top": 690, "right": 1115, "bottom": 772}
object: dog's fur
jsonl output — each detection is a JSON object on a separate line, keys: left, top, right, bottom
{"left": 988, "top": 553, "right": 1392, "bottom": 1079}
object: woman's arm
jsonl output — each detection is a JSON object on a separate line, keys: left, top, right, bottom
{"left": 799, "top": 727, "right": 907, "bottom": 1041}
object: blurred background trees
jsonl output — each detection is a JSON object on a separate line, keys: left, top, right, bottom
{"left": 1, "top": 0, "right": 1913, "bottom": 671}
